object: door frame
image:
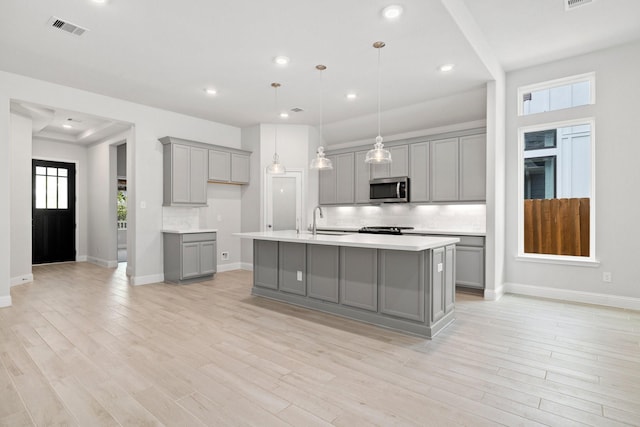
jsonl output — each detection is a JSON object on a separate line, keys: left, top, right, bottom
{"left": 264, "top": 168, "right": 305, "bottom": 232}
{"left": 31, "top": 156, "right": 80, "bottom": 263}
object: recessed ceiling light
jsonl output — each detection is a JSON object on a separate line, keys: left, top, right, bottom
{"left": 204, "top": 88, "right": 217, "bottom": 96}
{"left": 439, "top": 64, "right": 455, "bottom": 72}
{"left": 382, "top": 5, "right": 403, "bottom": 19}
{"left": 273, "top": 56, "right": 290, "bottom": 66}
{"left": 63, "top": 123, "right": 73, "bottom": 129}
{"left": 346, "top": 93, "right": 357, "bottom": 100}
{"left": 280, "top": 112, "right": 289, "bottom": 119}
{"left": 92, "top": 0, "right": 107, "bottom": 4}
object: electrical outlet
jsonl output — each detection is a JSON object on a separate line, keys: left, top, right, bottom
{"left": 297, "top": 270, "right": 302, "bottom": 281}
{"left": 602, "top": 272, "right": 612, "bottom": 283}
{"left": 437, "top": 263, "right": 443, "bottom": 273}
{"left": 221, "top": 251, "right": 229, "bottom": 260}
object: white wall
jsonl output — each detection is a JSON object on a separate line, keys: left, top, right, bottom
{"left": 86, "top": 137, "right": 119, "bottom": 267}
{"left": 240, "top": 125, "right": 261, "bottom": 268}
{"left": 0, "top": 96, "right": 10, "bottom": 306}
{"left": 32, "top": 138, "right": 89, "bottom": 262}
{"left": 0, "top": 70, "right": 241, "bottom": 292}
{"left": 10, "top": 113, "right": 33, "bottom": 286}
{"left": 504, "top": 40, "right": 640, "bottom": 307}
{"left": 200, "top": 184, "right": 242, "bottom": 271}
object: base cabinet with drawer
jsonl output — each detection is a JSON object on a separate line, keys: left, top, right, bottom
{"left": 163, "top": 231, "right": 217, "bottom": 284}
{"left": 251, "top": 239, "right": 456, "bottom": 338}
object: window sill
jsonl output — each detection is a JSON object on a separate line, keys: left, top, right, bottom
{"left": 515, "top": 254, "right": 600, "bottom": 267}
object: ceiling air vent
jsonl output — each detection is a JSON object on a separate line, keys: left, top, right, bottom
{"left": 290, "top": 107, "right": 304, "bottom": 113}
{"left": 565, "top": 0, "right": 594, "bottom": 11}
{"left": 48, "top": 16, "right": 89, "bottom": 36}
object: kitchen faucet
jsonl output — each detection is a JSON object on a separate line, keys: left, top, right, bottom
{"left": 312, "top": 206, "right": 323, "bottom": 235}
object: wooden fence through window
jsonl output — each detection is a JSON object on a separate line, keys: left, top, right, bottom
{"left": 524, "top": 198, "right": 590, "bottom": 257}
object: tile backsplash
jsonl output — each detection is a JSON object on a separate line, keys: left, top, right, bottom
{"left": 319, "top": 204, "right": 486, "bottom": 233}
{"left": 162, "top": 207, "right": 200, "bottom": 230}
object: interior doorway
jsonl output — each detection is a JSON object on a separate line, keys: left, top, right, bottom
{"left": 32, "top": 159, "right": 76, "bottom": 264}
{"left": 265, "top": 170, "right": 304, "bottom": 232}
{"left": 116, "top": 143, "right": 127, "bottom": 263}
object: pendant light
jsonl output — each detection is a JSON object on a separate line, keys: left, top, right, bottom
{"left": 310, "top": 64, "right": 333, "bottom": 170}
{"left": 365, "top": 41, "right": 392, "bottom": 164}
{"left": 266, "top": 82, "right": 286, "bottom": 174}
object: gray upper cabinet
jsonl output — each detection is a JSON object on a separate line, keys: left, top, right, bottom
{"left": 459, "top": 134, "right": 486, "bottom": 201}
{"left": 319, "top": 155, "right": 337, "bottom": 205}
{"left": 370, "top": 145, "right": 409, "bottom": 179}
{"left": 409, "top": 142, "right": 430, "bottom": 203}
{"left": 209, "top": 149, "right": 251, "bottom": 184}
{"left": 321, "top": 131, "right": 485, "bottom": 205}
{"left": 354, "top": 151, "right": 370, "bottom": 204}
{"left": 161, "top": 139, "right": 208, "bottom": 207}
{"left": 319, "top": 153, "right": 354, "bottom": 205}
{"left": 230, "top": 153, "right": 250, "bottom": 184}
{"left": 336, "top": 153, "right": 354, "bottom": 204}
{"left": 208, "top": 149, "right": 230, "bottom": 182}
{"left": 430, "top": 137, "right": 459, "bottom": 202}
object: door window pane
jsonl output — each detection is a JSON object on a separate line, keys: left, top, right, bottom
{"left": 35, "top": 175, "right": 46, "bottom": 209}
{"left": 58, "top": 177, "right": 68, "bottom": 209}
{"left": 47, "top": 176, "right": 58, "bottom": 208}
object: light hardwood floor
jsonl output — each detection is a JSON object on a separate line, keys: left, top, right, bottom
{"left": 1, "top": 262, "right": 639, "bottom": 426}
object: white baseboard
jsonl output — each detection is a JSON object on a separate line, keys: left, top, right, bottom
{"left": 10, "top": 274, "right": 33, "bottom": 287}
{"left": 504, "top": 282, "right": 640, "bottom": 311}
{"left": 87, "top": 257, "right": 118, "bottom": 268}
{"left": 217, "top": 262, "right": 243, "bottom": 273}
{"left": 483, "top": 284, "right": 504, "bottom": 301}
{"left": 240, "top": 262, "right": 253, "bottom": 271}
{"left": 131, "top": 274, "right": 164, "bottom": 286}
{"left": 76, "top": 255, "right": 88, "bottom": 262}
{"left": 0, "top": 295, "right": 12, "bottom": 308}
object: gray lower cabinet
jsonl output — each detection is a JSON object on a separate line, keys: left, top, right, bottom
{"left": 279, "top": 242, "right": 306, "bottom": 295}
{"left": 251, "top": 240, "right": 455, "bottom": 338}
{"left": 379, "top": 250, "right": 425, "bottom": 322}
{"left": 254, "top": 240, "right": 279, "bottom": 289}
{"left": 456, "top": 245, "right": 484, "bottom": 289}
{"left": 163, "top": 232, "right": 217, "bottom": 284}
{"left": 340, "top": 247, "right": 378, "bottom": 311}
{"left": 307, "top": 245, "right": 339, "bottom": 302}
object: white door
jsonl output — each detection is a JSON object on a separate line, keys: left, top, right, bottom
{"left": 265, "top": 170, "right": 304, "bottom": 232}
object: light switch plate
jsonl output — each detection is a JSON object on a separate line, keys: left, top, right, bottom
{"left": 437, "top": 263, "right": 443, "bottom": 272}
{"left": 297, "top": 271, "right": 302, "bottom": 281}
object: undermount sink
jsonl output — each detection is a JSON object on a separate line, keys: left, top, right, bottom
{"left": 303, "top": 231, "right": 353, "bottom": 236}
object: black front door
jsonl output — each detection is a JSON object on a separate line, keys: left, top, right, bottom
{"left": 32, "top": 159, "right": 76, "bottom": 264}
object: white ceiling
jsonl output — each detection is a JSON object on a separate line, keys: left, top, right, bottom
{"left": 1, "top": 0, "right": 639, "bottom": 143}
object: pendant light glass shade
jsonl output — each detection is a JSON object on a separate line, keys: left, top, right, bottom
{"left": 267, "top": 82, "right": 286, "bottom": 175}
{"left": 310, "top": 65, "right": 333, "bottom": 170}
{"left": 365, "top": 41, "right": 392, "bottom": 164}
{"left": 310, "top": 146, "right": 333, "bottom": 170}
{"left": 365, "top": 136, "right": 392, "bottom": 163}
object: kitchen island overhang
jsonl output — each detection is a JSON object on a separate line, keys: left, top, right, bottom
{"left": 235, "top": 230, "right": 460, "bottom": 338}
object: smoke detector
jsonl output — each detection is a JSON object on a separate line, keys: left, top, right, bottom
{"left": 565, "top": 0, "right": 594, "bottom": 11}
{"left": 48, "top": 16, "right": 89, "bottom": 36}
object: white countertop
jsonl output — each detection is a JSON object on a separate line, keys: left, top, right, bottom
{"left": 234, "top": 230, "right": 459, "bottom": 251}
{"left": 316, "top": 226, "right": 485, "bottom": 237}
{"left": 162, "top": 229, "right": 218, "bottom": 234}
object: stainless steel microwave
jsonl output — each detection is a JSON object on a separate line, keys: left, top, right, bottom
{"left": 369, "top": 176, "right": 409, "bottom": 203}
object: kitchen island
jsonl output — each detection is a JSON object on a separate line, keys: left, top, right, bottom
{"left": 235, "top": 230, "right": 459, "bottom": 338}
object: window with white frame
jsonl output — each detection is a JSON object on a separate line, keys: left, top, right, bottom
{"left": 518, "top": 72, "right": 595, "bottom": 116}
{"left": 517, "top": 74, "right": 596, "bottom": 262}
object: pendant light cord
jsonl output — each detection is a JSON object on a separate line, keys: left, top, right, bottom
{"left": 377, "top": 45, "right": 381, "bottom": 139}
{"left": 274, "top": 84, "right": 279, "bottom": 156}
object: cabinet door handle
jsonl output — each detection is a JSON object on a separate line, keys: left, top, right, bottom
{"left": 397, "top": 182, "right": 401, "bottom": 198}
